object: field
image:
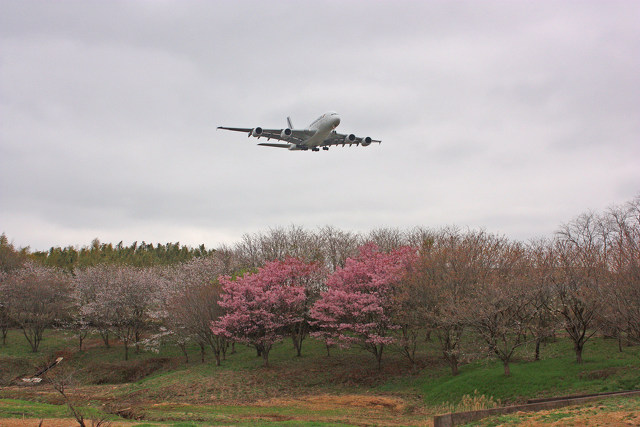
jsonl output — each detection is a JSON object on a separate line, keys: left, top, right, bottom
{"left": 1, "top": 329, "right": 639, "bottom": 426}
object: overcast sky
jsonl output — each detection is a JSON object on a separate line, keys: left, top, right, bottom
{"left": 1, "top": 0, "right": 639, "bottom": 251}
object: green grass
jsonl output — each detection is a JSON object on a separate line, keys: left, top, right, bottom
{"left": 0, "top": 398, "right": 124, "bottom": 423}
{"left": 0, "top": 329, "right": 74, "bottom": 359}
{"left": 0, "top": 398, "right": 70, "bottom": 419}
{"left": 379, "top": 336, "right": 640, "bottom": 406}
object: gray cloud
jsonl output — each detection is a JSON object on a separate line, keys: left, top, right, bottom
{"left": 1, "top": 0, "right": 639, "bottom": 250}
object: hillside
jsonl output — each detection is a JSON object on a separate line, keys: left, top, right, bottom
{"left": 1, "top": 329, "right": 639, "bottom": 425}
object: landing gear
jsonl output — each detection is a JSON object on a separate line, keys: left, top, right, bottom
{"left": 312, "top": 147, "right": 320, "bottom": 152}
{"left": 322, "top": 147, "right": 329, "bottom": 151}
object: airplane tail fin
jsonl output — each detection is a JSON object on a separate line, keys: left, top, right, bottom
{"left": 287, "top": 116, "right": 294, "bottom": 129}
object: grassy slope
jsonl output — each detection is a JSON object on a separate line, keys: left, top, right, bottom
{"left": 1, "top": 329, "right": 640, "bottom": 425}
{"left": 378, "top": 336, "right": 640, "bottom": 406}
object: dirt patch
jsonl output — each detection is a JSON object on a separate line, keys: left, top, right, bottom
{"left": 83, "top": 357, "right": 176, "bottom": 384}
{"left": 257, "top": 393, "right": 406, "bottom": 412}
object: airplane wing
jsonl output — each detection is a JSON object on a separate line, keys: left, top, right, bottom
{"left": 322, "top": 132, "right": 382, "bottom": 147}
{"left": 217, "top": 126, "right": 314, "bottom": 144}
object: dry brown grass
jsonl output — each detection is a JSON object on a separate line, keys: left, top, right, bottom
{"left": 257, "top": 393, "right": 407, "bottom": 412}
{"left": 517, "top": 405, "right": 640, "bottom": 426}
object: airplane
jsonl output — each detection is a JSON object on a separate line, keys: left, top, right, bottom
{"left": 217, "top": 111, "right": 381, "bottom": 151}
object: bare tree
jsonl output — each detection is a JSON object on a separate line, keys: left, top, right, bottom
{"left": 404, "top": 226, "right": 437, "bottom": 249}
{"left": 620, "top": 196, "right": 640, "bottom": 343}
{"left": 412, "top": 228, "right": 495, "bottom": 375}
{"left": 603, "top": 197, "right": 640, "bottom": 346}
{"left": 366, "top": 227, "right": 405, "bottom": 252}
{"left": 466, "top": 240, "right": 533, "bottom": 376}
{"left": 318, "top": 225, "right": 360, "bottom": 271}
{"left": 259, "top": 227, "right": 291, "bottom": 262}
{"left": 554, "top": 212, "right": 608, "bottom": 363}
{"left": 526, "top": 239, "right": 558, "bottom": 361}
{"left": 1, "top": 235, "right": 30, "bottom": 345}
{"left": 4, "top": 263, "right": 72, "bottom": 352}
{"left": 161, "top": 257, "right": 227, "bottom": 365}
{"left": 213, "top": 243, "right": 243, "bottom": 276}
{"left": 235, "top": 232, "right": 262, "bottom": 269}
{"left": 394, "top": 263, "right": 428, "bottom": 368}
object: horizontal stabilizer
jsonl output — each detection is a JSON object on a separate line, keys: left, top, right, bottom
{"left": 258, "top": 143, "right": 291, "bottom": 149}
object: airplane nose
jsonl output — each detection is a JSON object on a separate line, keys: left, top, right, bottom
{"left": 333, "top": 116, "right": 341, "bottom": 127}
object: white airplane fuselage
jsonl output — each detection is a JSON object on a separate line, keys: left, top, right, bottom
{"left": 291, "top": 111, "right": 341, "bottom": 150}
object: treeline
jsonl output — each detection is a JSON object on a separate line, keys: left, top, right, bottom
{"left": 0, "top": 196, "right": 638, "bottom": 376}
{"left": 28, "top": 239, "right": 216, "bottom": 271}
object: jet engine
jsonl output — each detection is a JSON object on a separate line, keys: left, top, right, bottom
{"left": 360, "top": 136, "right": 372, "bottom": 147}
{"left": 280, "top": 128, "right": 292, "bottom": 139}
{"left": 344, "top": 134, "right": 356, "bottom": 143}
{"left": 251, "top": 127, "right": 263, "bottom": 137}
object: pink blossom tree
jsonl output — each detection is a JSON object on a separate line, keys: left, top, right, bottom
{"left": 311, "top": 243, "right": 417, "bottom": 369}
{"left": 212, "top": 257, "right": 320, "bottom": 367}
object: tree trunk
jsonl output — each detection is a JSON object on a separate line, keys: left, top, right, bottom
{"left": 23, "top": 328, "right": 42, "bottom": 352}
{"left": 100, "top": 330, "right": 110, "bottom": 348}
{"left": 135, "top": 330, "right": 141, "bottom": 353}
{"left": 179, "top": 343, "right": 189, "bottom": 363}
{"left": 374, "top": 344, "right": 384, "bottom": 371}
{"left": 534, "top": 338, "right": 541, "bottom": 361}
{"left": 261, "top": 347, "right": 270, "bottom": 367}
{"left": 221, "top": 338, "right": 228, "bottom": 360}
{"left": 450, "top": 359, "right": 459, "bottom": 376}
{"left": 292, "top": 333, "right": 303, "bottom": 357}
{"left": 575, "top": 342, "right": 583, "bottom": 364}
{"left": 200, "top": 343, "right": 206, "bottom": 363}
{"left": 618, "top": 332, "right": 623, "bottom": 353}
{"left": 211, "top": 342, "right": 221, "bottom": 366}
{"left": 291, "top": 323, "right": 307, "bottom": 357}
{"left": 123, "top": 341, "right": 129, "bottom": 361}
{"left": 503, "top": 360, "right": 511, "bottom": 376}
{"left": 447, "top": 354, "right": 459, "bottom": 376}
